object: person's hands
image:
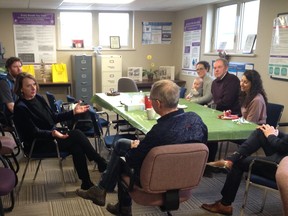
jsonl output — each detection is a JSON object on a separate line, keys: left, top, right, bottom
{"left": 131, "top": 140, "right": 140, "bottom": 149}
{"left": 73, "top": 102, "right": 89, "bottom": 115}
{"left": 52, "top": 130, "right": 69, "bottom": 139}
{"left": 257, "top": 124, "right": 279, "bottom": 138}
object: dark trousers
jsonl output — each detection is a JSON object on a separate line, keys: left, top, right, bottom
{"left": 99, "top": 138, "right": 134, "bottom": 207}
{"left": 32, "top": 129, "right": 102, "bottom": 183}
{"left": 207, "top": 141, "right": 218, "bottom": 162}
{"left": 221, "top": 129, "right": 286, "bottom": 205}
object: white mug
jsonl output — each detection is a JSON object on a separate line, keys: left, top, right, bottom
{"left": 146, "top": 108, "right": 156, "bottom": 120}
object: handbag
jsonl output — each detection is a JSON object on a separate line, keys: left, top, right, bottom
{"left": 22, "top": 65, "right": 35, "bottom": 77}
{"left": 51, "top": 63, "right": 68, "bottom": 83}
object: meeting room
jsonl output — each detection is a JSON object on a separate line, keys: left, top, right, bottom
{"left": 0, "top": 0, "right": 288, "bottom": 215}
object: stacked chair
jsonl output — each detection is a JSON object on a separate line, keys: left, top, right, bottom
{"left": 0, "top": 149, "right": 16, "bottom": 215}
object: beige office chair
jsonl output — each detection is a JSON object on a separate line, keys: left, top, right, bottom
{"left": 120, "top": 143, "right": 209, "bottom": 215}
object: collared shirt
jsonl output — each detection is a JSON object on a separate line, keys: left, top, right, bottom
{"left": 125, "top": 109, "right": 208, "bottom": 177}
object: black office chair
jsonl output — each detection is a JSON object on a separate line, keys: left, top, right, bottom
{"left": 266, "top": 103, "right": 284, "bottom": 127}
{"left": 16, "top": 137, "right": 71, "bottom": 196}
{"left": 241, "top": 159, "right": 278, "bottom": 215}
{"left": 89, "top": 110, "right": 136, "bottom": 156}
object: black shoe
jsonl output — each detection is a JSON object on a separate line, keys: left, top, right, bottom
{"left": 106, "top": 202, "right": 132, "bottom": 216}
{"left": 76, "top": 185, "right": 106, "bottom": 206}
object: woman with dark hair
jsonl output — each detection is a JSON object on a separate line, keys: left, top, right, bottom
{"left": 13, "top": 73, "right": 107, "bottom": 190}
{"left": 239, "top": 69, "right": 267, "bottom": 124}
{"left": 188, "top": 61, "right": 213, "bottom": 105}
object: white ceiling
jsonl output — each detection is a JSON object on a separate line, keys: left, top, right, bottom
{"left": 0, "top": 0, "right": 227, "bottom": 11}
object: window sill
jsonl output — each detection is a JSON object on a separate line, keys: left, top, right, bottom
{"left": 57, "top": 48, "right": 136, "bottom": 51}
{"left": 204, "top": 52, "right": 256, "bottom": 57}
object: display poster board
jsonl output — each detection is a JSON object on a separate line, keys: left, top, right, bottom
{"left": 142, "top": 22, "right": 172, "bottom": 45}
{"left": 128, "top": 67, "right": 143, "bottom": 82}
{"left": 159, "top": 66, "right": 175, "bottom": 80}
{"left": 13, "top": 12, "right": 57, "bottom": 63}
{"left": 181, "top": 17, "right": 202, "bottom": 76}
{"left": 211, "top": 61, "right": 254, "bottom": 80}
{"left": 268, "top": 13, "right": 288, "bottom": 81}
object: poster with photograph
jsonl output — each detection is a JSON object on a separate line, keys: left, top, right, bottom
{"left": 142, "top": 22, "right": 172, "bottom": 45}
{"left": 181, "top": 17, "right": 202, "bottom": 76}
{"left": 128, "top": 67, "right": 143, "bottom": 82}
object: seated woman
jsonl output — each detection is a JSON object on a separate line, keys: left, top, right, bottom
{"left": 206, "top": 69, "right": 268, "bottom": 169}
{"left": 13, "top": 73, "right": 107, "bottom": 190}
{"left": 189, "top": 61, "right": 213, "bottom": 105}
{"left": 238, "top": 69, "right": 267, "bottom": 124}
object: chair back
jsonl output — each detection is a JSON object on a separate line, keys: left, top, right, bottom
{"left": 46, "top": 91, "right": 63, "bottom": 113}
{"left": 266, "top": 103, "right": 284, "bottom": 127}
{"left": 179, "top": 87, "right": 187, "bottom": 98}
{"left": 118, "top": 77, "right": 139, "bottom": 92}
{"left": 140, "top": 143, "right": 208, "bottom": 193}
{"left": 67, "top": 95, "right": 76, "bottom": 103}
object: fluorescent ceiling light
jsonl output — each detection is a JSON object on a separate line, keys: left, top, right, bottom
{"left": 63, "top": 0, "right": 135, "bottom": 4}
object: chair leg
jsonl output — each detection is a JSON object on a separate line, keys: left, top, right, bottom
{"left": 240, "top": 178, "right": 251, "bottom": 216}
{"left": 33, "top": 160, "right": 42, "bottom": 181}
{"left": 58, "top": 158, "right": 66, "bottom": 197}
{"left": 167, "top": 212, "right": 172, "bottom": 216}
{"left": 260, "top": 188, "right": 268, "bottom": 212}
{"left": 4, "top": 191, "right": 15, "bottom": 213}
{"left": 17, "top": 157, "right": 31, "bottom": 195}
{"left": 0, "top": 198, "right": 3, "bottom": 216}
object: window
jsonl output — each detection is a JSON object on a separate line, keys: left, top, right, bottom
{"left": 98, "top": 12, "right": 130, "bottom": 48}
{"left": 213, "top": 0, "right": 259, "bottom": 53}
{"left": 59, "top": 12, "right": 92, "bottom": 49}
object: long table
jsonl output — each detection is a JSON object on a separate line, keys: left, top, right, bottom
{"left": 91, "top": 93, "right": 257, "bottom": 141}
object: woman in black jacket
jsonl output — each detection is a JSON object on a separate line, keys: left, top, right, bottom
{"left": 13, "top": 73, "right": 106, "bottom": 190}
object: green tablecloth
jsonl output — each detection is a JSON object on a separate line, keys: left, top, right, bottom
{"left": 92, "top": 93, "right": 258, "bottom": 141}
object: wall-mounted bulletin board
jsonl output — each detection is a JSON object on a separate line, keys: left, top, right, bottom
{"left": 268, "top": 13, "right": 288, "bottom": 81}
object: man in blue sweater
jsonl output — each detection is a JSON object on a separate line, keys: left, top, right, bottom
{"left": 76, "top": 79, "right": 208, "bottom": 216}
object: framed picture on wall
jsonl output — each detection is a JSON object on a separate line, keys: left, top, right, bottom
{"left": 110, "top": 36, "right": 120, "bottom": 49}
{"left": 243, "top": 34, "right": 257, "bottom": 54}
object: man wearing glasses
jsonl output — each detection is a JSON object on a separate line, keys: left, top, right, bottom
{"left": 76, "top": 79, "right": 208, "bottom": 216}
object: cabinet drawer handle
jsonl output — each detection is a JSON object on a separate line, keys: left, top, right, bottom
{"left": 81, "top": 82, "right": 88, "bottom": 85}
{"left": 81, "top": 68, "right": 87, "bottom": 71}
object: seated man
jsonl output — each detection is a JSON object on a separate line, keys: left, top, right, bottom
{"left": 202, "top": 124, "right": 288, "bottom": 215}
{"left": 0, "top": 57, "right": 22, "bottom": 125}
{"left": 76, "top": 79, "right": 208, "bottom": 215}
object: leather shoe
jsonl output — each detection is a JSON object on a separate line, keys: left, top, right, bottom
{"left": 75, "top": 185, "right": 106, "bottom": 206}
{"left": 207, "top": 160, "right": 233, "bottom": 172}
{"left": 106, "top": 202, "right": 132, "bottom": 216}
{"left": 201, "top": 200, "right": 233, "bottom": 215}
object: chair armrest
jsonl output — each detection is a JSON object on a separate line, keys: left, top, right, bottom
{"left": 279, "top": 122, "right": 288, "bottom": 127}
{"left": 248, "top": 158, "right": 278, "bottom": 181}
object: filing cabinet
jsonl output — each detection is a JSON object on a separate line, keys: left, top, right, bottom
{"left": 96, "top": 55, "right": 122, "bottom": 93}
{"left": 71, "top": 55, "right": 93, "bottom": 104}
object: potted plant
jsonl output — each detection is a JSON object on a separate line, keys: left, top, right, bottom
{"left": 143, "top": 55, "right": 158, "bottom": 81}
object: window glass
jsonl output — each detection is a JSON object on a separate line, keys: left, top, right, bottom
{"left": 216, "top": 4, "right": 237, "bottom": 50}
{"left": 99, "top": 13, "right": 129, "bottom": 47}
{"left": 213, "top": 0, "right": 259, "bottom": 53}
{"left": 59, "top": 12, "right": 92, "bottom": 48}
{"left": 240, "top": 0, "right": 259, "bottom": 50}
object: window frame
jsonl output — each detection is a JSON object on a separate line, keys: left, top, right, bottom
{"left": 57, "top": 10, "right": 134, "bottom": 50}
{"left": 212, "top": 0, "right": 259, "bottom": 54}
